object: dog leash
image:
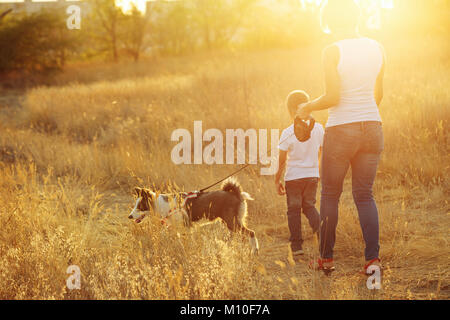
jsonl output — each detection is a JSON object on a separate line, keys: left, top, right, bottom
{"left": 199, "top": 132, "right": 296, "bottom": 193}
{"left": 199, "top": 164, "right": 253, "bottom": 192}
{"left": 200, "top": 117, "right": 316, "bottom": 192}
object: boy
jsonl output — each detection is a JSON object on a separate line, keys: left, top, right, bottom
{"left": 275, "top": 90, "right": 324, "bottom": 257}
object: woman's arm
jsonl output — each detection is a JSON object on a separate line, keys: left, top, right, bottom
{"left": 318, "top": 146, "right": 323, "bottom": 179}
{"left": 275, "top": 150, "right": 287, "bottom": 195}
{"left": 297, "top": 44, "right": 341, "bottom": 119}
{"left": 375, "top": 44, "right": 386, "bottom": 106}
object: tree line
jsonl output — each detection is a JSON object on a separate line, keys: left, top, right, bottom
{"left": 0, "top": 0, "right": 448, "bottom": 77}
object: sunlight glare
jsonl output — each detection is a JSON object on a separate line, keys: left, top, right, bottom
{"left": 114, "top": 0, "right": 395, "bottom": 29}
{"left": 302, "top": 0, "right": 394, "bottom": 29}
{"left": 115, "top": 0, "right": 147, "bottom": 15}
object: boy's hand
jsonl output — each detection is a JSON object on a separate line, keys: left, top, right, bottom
{"left": 276, "top": 181, "right": 286, "bottom": 196}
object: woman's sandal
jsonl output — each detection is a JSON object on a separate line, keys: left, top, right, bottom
{"left": 309, "top": 258, "right": 336, "bottom": 276}
{"left": 362, "top": 258, "right": 382, "bottom": 276}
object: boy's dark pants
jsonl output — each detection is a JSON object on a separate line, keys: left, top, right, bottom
{"left": 285, "top": 178, "right": 320, "bottom": 251}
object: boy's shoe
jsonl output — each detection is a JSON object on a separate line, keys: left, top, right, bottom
{"left": 292, "top": 249, "right": 304, "bottom": 257}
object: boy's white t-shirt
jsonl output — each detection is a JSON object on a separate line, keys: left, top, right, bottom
{"left": 278, "top": 123, "right": 324, "bottom": 182}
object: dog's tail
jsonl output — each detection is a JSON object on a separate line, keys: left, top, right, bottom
{"left": 221, "top": 178, "right": 254, "bottom": 201}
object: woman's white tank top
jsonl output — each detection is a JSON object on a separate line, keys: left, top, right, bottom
{"left": 326, "top": 37, "right": 384, "bottom": 128}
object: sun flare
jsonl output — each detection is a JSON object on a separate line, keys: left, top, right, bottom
{"left": 115, "top": 0, "right": 147, "bottom": 15}
{"left": 301, "top": 0, "right": 395, "bottom": 29}
{"left": 301, "top": 0, "right": 394, "bottom": 9}
{"left": 115, "top": 0, "right": 395, "bottom": 25}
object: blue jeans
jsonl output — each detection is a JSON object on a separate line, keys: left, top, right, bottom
{"left": 320, "top": 121, "right": 384, "bottom": 261}
{"left": 285, "top": 178, "right": 321, "bottom": 252}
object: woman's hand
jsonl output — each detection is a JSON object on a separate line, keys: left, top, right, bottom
{"left": 276, "top": 180, "right": 286, "bottom": 196}
{"left": 296, "top": 103, "right": 312, "bottom": 120}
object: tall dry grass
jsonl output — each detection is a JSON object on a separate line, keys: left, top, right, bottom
{"left": 0, "top": 37, "right": 448, "bottom": 299}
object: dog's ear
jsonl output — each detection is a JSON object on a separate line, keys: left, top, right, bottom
{"left": 134, "top": 187, "right": 142, "bottom": 197}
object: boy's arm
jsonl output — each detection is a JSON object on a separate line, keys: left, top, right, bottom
{"left": 275, "top": 150, "right": 287, "bottom": 196}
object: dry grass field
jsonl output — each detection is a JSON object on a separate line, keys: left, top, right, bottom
{"left": 0, "top": 37, "right": 448, "bottom": 300}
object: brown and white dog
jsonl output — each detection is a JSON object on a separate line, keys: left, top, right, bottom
{"left": 128, "top": 178, "right": 259, "bottom": 253}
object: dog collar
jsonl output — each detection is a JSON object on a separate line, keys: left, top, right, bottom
{"left": 160, "top": 191, "right": 200, "bottom": 226}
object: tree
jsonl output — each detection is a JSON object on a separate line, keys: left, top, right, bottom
{"left": 91, "top": 0, "right": 124, "bottom": 62}
{"left": 151, "top": 1, "right": 195, "bottom": 55}
{"left": 190, "top": 0, "right": 258, "bottom": 50}
{"left": 0, "top": 11, "right": 78, "bottom": 75}
{"left": 120, "top": 5, "right": 150, "bottom": 61}
{"left": 239, "top": 1, "right": 322, "bottom": 49}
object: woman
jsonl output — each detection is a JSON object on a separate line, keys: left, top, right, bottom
{"left": 297, "top": 0, "right": 386, "bottom": 274}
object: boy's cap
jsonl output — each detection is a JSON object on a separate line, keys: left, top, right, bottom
{"left": 286, "top": 90, "right": 310, "bottom": 118}
{"left": 294, "top": 116, "right": 315, "bottom": 142}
